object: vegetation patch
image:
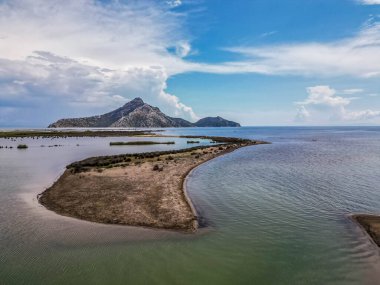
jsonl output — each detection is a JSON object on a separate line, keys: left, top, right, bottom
{"left": 17, "top": 144, "right": 28, "bottom": 149}
{"left": 0, "top": 130, "right": 156, "bottom": 138}
{"left": 66, "top": 136, "right": 267, "bottom": 173}
{"left": 110, "top": 141, "right": 175, "bottom": 146}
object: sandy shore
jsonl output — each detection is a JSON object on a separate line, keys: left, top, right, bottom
{"left": 352, "top": 214, "right": 380, "bottom": 247}
{"left": 38, "top": 137, "right": 267, "bottom": 231}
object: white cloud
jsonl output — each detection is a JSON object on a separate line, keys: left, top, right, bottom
{"left": 297, "top": 86, "right": 351, "bottom": 107}
{"left": 345, "top": 109, "right": 380, "bottom": 120}
{"left": 341, "top": 88, "right": 364, "bottom": 95}
{"left": 223, "top": 20, "right": 380, "bottom": 78}
{"left": 0, "top": 51, "right": 198, "bottom": 121}
{"left": 0, "top": 0, "right": 197, "bottom": 122}
{"left": 0, "top": 1, "right": 183, "bottom": 69}
{"left": 295, "top": 106, "right": 310, "bottom": 122}
{"left": 260, "top": 31, "right": 277, "bottom": 38}
{"left": 295, "top": 85, "right": 380, "bottom": 123}
{"left": 359, "top": 0, "right": 380, "bottom": 5}
{"left": 175, "top": 41, "right": 192, "bottom": 58}
{"left": 167, "top": 0, "right": 182, "bottom": 8}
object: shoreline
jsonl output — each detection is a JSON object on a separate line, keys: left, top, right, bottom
{"left": 350, "top": 214, "right": 380, "bottom": 248}
{"left": 0, "top": 129, "right": 157, "bottom": 138}
{"left": 181, "top": 141, "right": 256, "bottom": 228}
{"left": 38, "top": 136, "right": 268, "bottom": 232}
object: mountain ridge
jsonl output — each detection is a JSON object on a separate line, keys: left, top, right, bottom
{"left": 48, "top": 98, "right": 241, "bottom": 128}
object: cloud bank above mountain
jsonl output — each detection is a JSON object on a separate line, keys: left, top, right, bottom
{"left": 0, "top": 0, "right": 379, "bottom": 126}
{"left": 0, "top": 0, "right": 198, "bottom": 123}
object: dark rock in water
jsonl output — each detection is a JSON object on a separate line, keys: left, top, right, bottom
{"left": 48, "top": 97, "right": 240, "bottom": 128}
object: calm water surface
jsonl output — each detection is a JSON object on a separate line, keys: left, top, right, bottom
{"left": 1, "top": 127, "right": 380, "bottom": 284}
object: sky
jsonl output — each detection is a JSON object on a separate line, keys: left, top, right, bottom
{"left": 0, "top": 0, "right": 380, "bottom": 127}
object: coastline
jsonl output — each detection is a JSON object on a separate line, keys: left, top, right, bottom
{"left": 181, "top": 141, "right": 257, "bottom": 228}
{"left": 0, "top": 129, "right": 157, "bottom": 138}
{"left": 38, "top": 136, "right": 268, "bottom": 232}
{"left": 350, "top": 214, "right": 380, "bottom": 248}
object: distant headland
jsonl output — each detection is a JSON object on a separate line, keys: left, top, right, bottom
{"left": 48, "top": 97, "right": 241, "bottom": 128}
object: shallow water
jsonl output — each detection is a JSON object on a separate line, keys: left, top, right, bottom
{"left": 1, "top": 127, "right": 380, "bottom": 284}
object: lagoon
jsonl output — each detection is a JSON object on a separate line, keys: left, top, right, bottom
{"left": 1, "top": 127, "right": 380, "bottom": 284}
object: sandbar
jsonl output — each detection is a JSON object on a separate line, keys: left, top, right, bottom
{"left": 38, "top": 137, "right": 267, "bottom": 231}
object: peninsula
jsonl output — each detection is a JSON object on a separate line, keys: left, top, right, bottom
{"left": 38, "top": 136, "right": 267, "bottom": 231}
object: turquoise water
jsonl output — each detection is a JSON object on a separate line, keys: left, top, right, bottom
{"left": 1, "top": 127, "right": 380, "bottom": 284}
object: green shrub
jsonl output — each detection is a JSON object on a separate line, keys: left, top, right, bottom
{"left": 17, "top": 144, "right": 28, "bottom": 149}
{"left": 110, "top": 141, "right": 175, "bottom": 146}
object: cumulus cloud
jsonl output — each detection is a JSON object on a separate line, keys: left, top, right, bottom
{"left": 0, "top": 0, "right": 198, "bottom": 123}
{"left": 346, "top": 109, "right": 380, "bottom": 120}
{"left": 0, "top": 51, "right": 198, "bottom": 121}
{"left": 359, "top": 0, "right": 380, "bottom": 4}
{"left": 295, "top": 106, "right": 310, "bottom": 122}
{"left": 167, "top": 0, "right": 182, "bottom": 8}
{"left": 175, "top": 41, "right": 192, "bottom": 58}
{"left": 295, "top": 85, "right": 380, "bottom": 123}
{"left": 298, "top": 86, "right": 351, "bottom": 107}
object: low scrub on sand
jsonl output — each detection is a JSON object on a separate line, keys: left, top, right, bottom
{"left": 187, "top": 140, "right": 200, "bottom": 144}
{"left": 17, "top": 144, "right": 28, "bottom": 149}
{"left": 0, "top": 130, "right": 153, "bottom": 138}
{"left": 67, "top": 136, "right": 264, "bottom": 173}
{"left": 110, "top": 141, "right": 175, "bottom": 146}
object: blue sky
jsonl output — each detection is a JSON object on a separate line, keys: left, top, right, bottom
{"left": 0, "top": 0, "right": 380, "bottom": 126}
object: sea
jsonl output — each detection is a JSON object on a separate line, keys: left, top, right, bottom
{"left": 0, "top": 126, "right": 380, "bottom": 285}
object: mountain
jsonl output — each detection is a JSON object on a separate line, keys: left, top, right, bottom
{"left": 48, "top": 98, "right": 240, "bottom": 128}
{"left": 194, "top": 116, "right": 240, "bottom": 127}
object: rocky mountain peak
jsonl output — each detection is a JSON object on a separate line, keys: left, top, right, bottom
{"left": 122, "top": 97, "right": 144, "bottom": 108}
{"left": 48, "top": 97, "right": 241, "bottom": 128}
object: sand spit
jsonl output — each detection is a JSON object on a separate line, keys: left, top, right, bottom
{"left": 38, "top": 137, "right": 267, "bottom": 231}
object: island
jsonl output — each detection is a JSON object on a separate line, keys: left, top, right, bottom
{"left": 48, "top": 97, "right": 241, "bottom": 128}
{"left": 38, "top": 136, "right": 267, "bottom": 231}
